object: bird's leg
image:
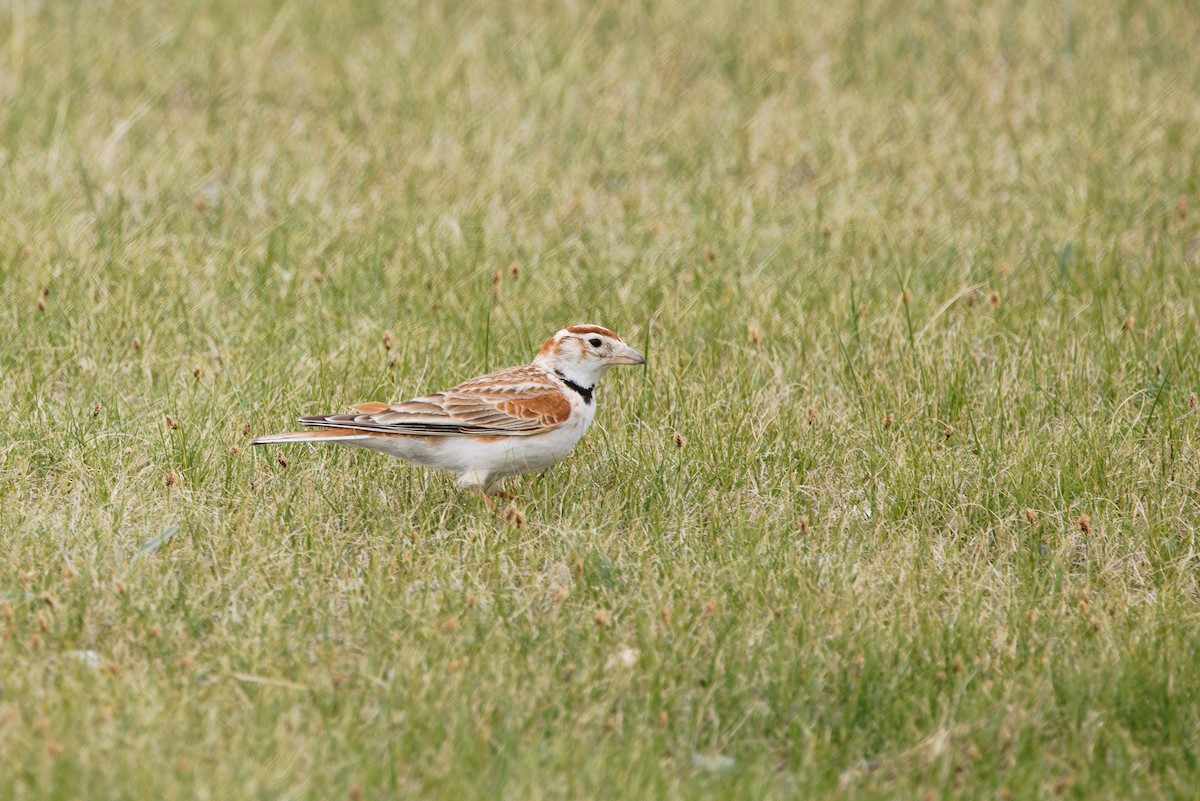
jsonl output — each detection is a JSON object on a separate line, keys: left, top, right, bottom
{"left": 470, "top": 486, "right": 498, "bottom": 511}
{"left": 480, "top": 476, "right": 519, "bottom": 504}
{"left": 459, "top": 470, "right": 499, "bottom": 511}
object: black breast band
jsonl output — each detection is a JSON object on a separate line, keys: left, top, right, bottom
{"left": 556, "top": 372, "right": 594, "bottom": 404}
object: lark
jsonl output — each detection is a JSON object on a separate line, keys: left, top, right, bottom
{"left": 253, "top": 325, "right": 645, "bottom": 504}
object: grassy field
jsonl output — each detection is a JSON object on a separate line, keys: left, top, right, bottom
{"left": 2, "top": 0, "right": 1199, "bottom": 797}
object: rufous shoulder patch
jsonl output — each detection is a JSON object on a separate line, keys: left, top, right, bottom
{"left": 498, "top": 391, "right": 571, "bottom": 427}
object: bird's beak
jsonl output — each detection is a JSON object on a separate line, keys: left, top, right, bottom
{"left": 608, "top": 344, "right": 646, "bottom": 366}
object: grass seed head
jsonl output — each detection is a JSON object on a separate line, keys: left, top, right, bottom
{"left": 748, "top": 324, "right": 762, "bottom": 345}
{"left": 672, "top": 430, "right": 685, "bottom": 448}
{"left": 240, "top": 422, "right": 252, "bottom": 437}
{"left": 988, "top": 291, "right": 1001, "bottom": 308}
{"left": 36, "top": 611, "right": 50, "bottom": 632}
{"left": 114, "top": 579, "right": 127, "bottom": 595}
{"left": 40, "top": 592, "right": 57, "bottom": 609}
{"left": 593, "top": 608, "right": 611, "bottom": 627}
{"left": 192, "top": 366, "right": 202, "bottom": 381}
{"left": 1189, "top": 392, "right": 1198, "bottom": 410}
{"left": 441, "top": 617, "right": 460, "bottom": 635}
{"left": 509, "top": 261, "right": 520, "bottom": 280}
{"left": 276, "top": 452, "right": 288, "bottom": 468}
{"left": 807, "top": 406, "right": 819, "bottom": 424}
{"left": 1024, "top": 508, "right": 1037, "bottom": 523}
{"left": 36, "top": 297, "right": 46, "bottom": 312}
{"left": 501, "top": 502, "right": 525, "bottom": 528}
{"left": 1, "top": 599, "right": 12, "bottom": 622}
{"left": 18, "top": 570, "right": 35, "bottom": 585}
{"left": 229, "top": 445, "right": 241, "bottom": 456}
{"left": 1077, "top": 515, "right": 1091, "bottom": 534}
{"left": 660, "top": 606, "right": 673, "bottom": 624}
{"left": 997, "top": 262, "right": 1011, "bottom": 278}
{"left": 883, "top": 412, "right": 895, "bottom": 429}
{"left": 312, "top": 271, "right": 323, "bottom": 284}
{"left": 798, "top": 515, "right": 810, "bottom": 535}
{"left": 45, "top": 739, "right": 65, "bottom": 759}
{"left": 944, "top": 424, "right": 954, "bottom": 440}
{"left": 382, "top": 331, "right": 392, "bottom": 350}
{"left": 1179, "top": 195, "right": 1188, "bottom": 220}
{"left": 657, "top": 710, "right": 669, "bottom": 727}
{"left": 705, "top": 245, "right": 715, "bottom": 262}
{"left": 1122, "top": 316, "right": 1134, "bottom": 332}
{"left": 902, "top": 288, "right": 913, "bottom": 305}
{"left": 165, "top": 414, "right": 178, "bottom": 431}
{"left": 132, "top": 337, "right": 141, "bottom": 350}
{"left": 164, "top": 471, "right": 179, "bottom": 487}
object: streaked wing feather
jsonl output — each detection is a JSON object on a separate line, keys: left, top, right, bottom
{"left": 300, "top": 365, "right": 570, "bottom": 437}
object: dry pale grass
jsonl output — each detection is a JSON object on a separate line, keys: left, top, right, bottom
{"left": 1, "top": 0, "right": 1200, "bottom": 798}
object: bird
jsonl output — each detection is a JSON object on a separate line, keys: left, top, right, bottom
{"left": 251, "top": 325, "right": 646, "bottom": 505}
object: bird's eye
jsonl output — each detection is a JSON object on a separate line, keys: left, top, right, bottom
{"left": 587, "top": 338, "right": 603, "bottom": 348}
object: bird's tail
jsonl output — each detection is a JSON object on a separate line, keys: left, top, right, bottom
{"left": 250, "top": 428, "right": 373, "bottom": 446}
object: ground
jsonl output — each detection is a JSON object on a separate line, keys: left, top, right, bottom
{"left": 1, "top": 0, "right": 1199, "bottom": 798}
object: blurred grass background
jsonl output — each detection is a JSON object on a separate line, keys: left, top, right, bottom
{"left": 1, "top": 0, "right": 1199, "bottom": 797}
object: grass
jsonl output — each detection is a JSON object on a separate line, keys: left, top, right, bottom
{"left": 1, "top": 0, "right": 1199, "bottom": 797}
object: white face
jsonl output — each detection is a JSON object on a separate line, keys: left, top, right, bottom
{"left": 536, "top": 327, "right": 646, "bottom": 387}
{"left": 559, "top": 332, "right": 644, "bottom": 366}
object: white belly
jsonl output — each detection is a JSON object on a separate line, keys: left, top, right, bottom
{"left": 344, "top": 402, "right": 595, "bottom": 489}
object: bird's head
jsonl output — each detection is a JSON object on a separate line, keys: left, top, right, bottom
{"left": 534, "top": 324, "right": 646, "bottom": 390}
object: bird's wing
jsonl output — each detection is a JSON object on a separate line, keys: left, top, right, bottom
{"left": 298, "top": 365, "right": 571, "bottom": 437}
